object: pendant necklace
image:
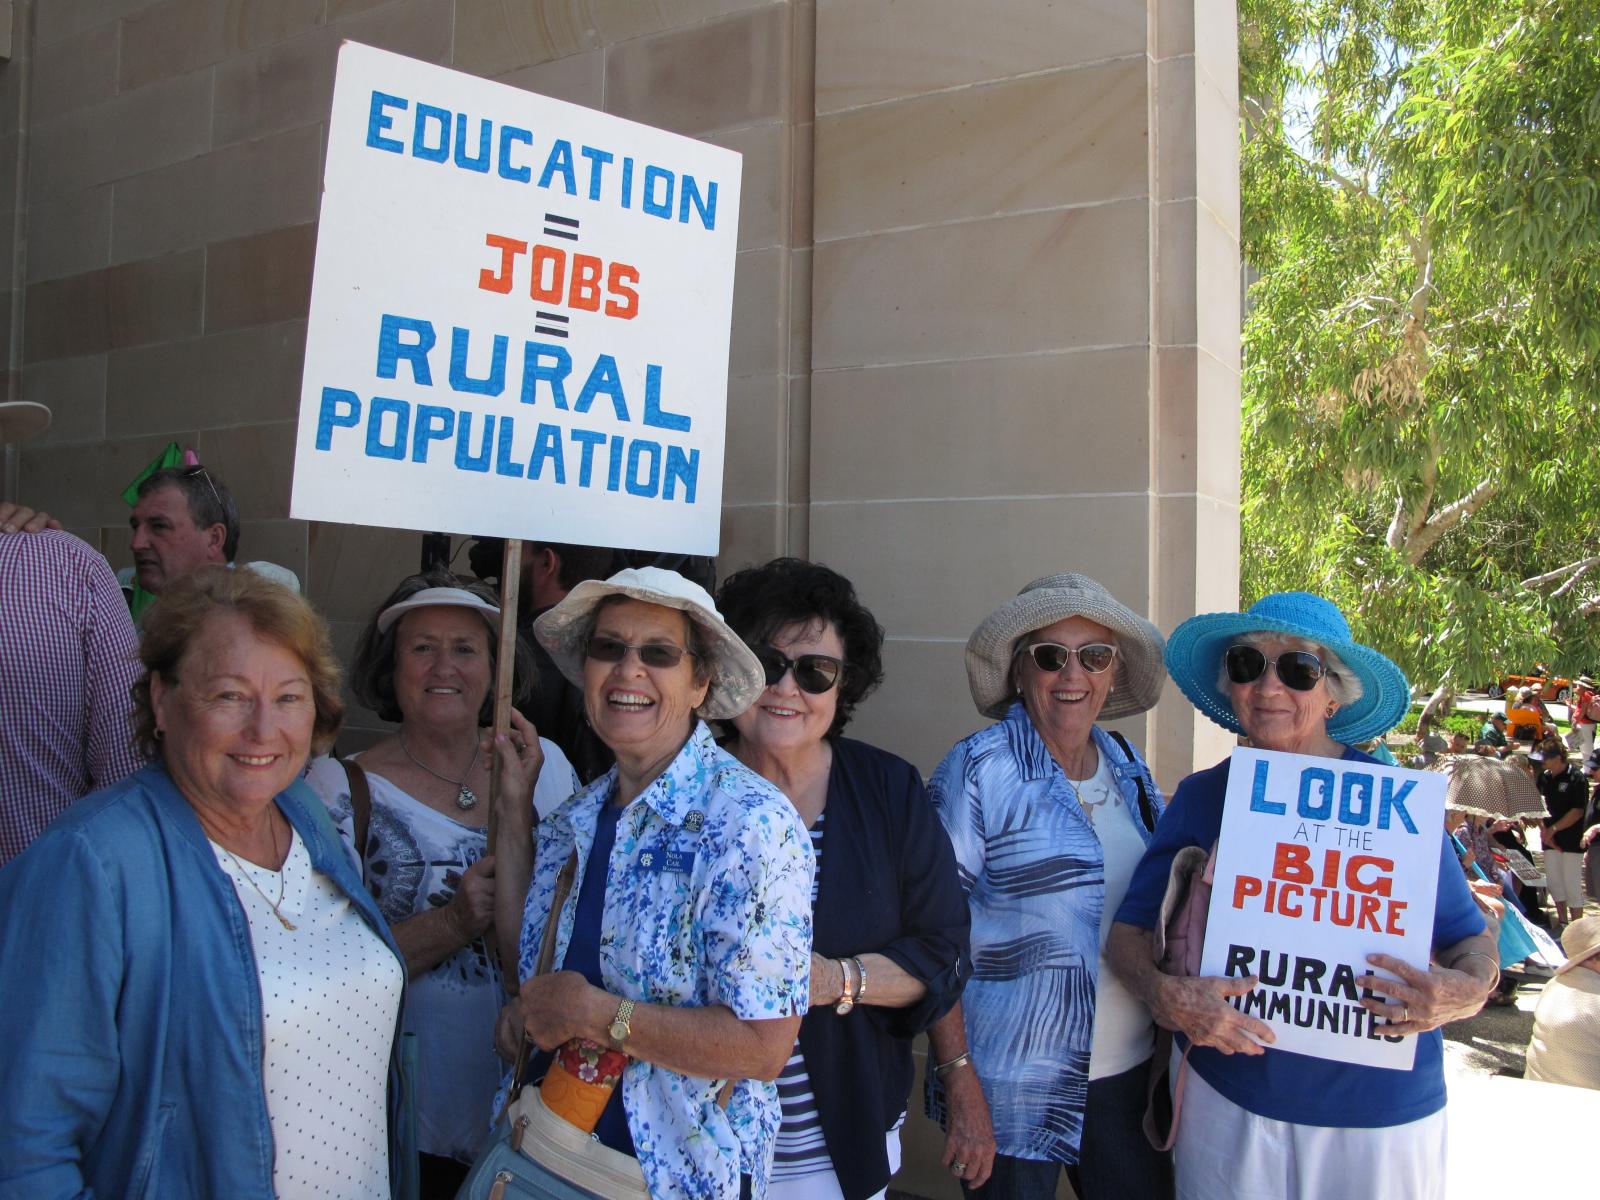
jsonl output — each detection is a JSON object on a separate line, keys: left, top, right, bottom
{"left": 221, "top": 815, "right": 296, "bottom": 931}
{"left": 401, "top": 730, "right": 481, "bottom": 810}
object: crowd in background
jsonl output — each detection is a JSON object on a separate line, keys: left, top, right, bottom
{"left": 1, "top": 460, "right": 1597, "bottom": 1200}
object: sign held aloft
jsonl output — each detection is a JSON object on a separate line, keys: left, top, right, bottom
{"left": 1199, "top": 747, "right": 1446, "bottom": 1070}
{"left": 290, "top": 42, "right": 743, "bottom": 556}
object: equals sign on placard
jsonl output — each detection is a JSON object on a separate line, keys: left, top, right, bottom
{"left": 543, "top": 213, "right": 580, "bottom": 240}
{"left": 535, "top": 312, "right": 570, "bottom": 339}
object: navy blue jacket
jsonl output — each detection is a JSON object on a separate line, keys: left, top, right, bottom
{"left": 800, "top": 739, "right": 970, "bottom": 1200}
{"left": 0, "top": 764, "right": 415, "bottom": 1200}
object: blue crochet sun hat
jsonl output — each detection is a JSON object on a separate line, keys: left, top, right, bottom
{"left": 1163, "top": 592, "right": 1411, "bottom": 746}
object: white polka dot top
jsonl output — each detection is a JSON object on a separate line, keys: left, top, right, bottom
{"left": 210, "top": 825, "right": 404, "bottom": 1200}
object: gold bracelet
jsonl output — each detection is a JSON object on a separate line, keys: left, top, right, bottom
{"left": 1451, "top": 950, "right": 1501, "bottom": 990}
{"left": 934, "top": 1051, "right": 972, "bottom": 1077}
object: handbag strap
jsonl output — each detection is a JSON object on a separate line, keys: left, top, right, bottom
{"left": 505, "top": 849, "right": 581, "bottom": 1110}
{"left": 342, "top": 758, "right": 373, "bottom": 865}
{"left": 1107, "top": 730, "right": 1157, "bottom": 834}
{"left": 1142, "top": 1032, "right": 1193, "bottom": 1152}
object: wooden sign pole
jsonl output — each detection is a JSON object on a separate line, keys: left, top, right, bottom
{"left": 485, "top": 537, "right": 522, "bottom": 860}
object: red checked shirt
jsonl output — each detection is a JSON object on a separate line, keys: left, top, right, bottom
{"left": 1, "top": 530, "right": 144, "bottom": 864}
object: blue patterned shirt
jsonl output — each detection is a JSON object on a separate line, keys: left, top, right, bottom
{"left": 927, "top": 703, "right": 1163, "bottom": 1163}
{"left": 514, "top": 721, "right": 814, "bottom": 1199}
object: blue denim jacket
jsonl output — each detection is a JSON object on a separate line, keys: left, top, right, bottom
{"left": 0, "top": 764, "right": 414, "bottom": 1200}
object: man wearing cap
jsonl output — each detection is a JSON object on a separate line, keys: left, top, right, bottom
{"left": 1536, "top": 738, "right": 1590, "bottom": 929}
{"left": 1479, "top": 710, "right": 1508, "bottom": 750}
{"left": 1524, "top": 914, "right": 1600, "bottom": 1090}
{"left": 0, "top": 400, "right": 144, "bottom": 864}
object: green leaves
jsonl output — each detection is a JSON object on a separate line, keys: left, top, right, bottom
{"left": 1242, "top": 0, "right": 1600, "bottom": 690}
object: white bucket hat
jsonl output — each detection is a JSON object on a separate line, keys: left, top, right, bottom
{"left": 376, "top": 586, "right": 502, "bottom": 635}
{"left": 534, "top": 566, "right": 765, "bottom": 720}
{"left": 965, "top": 572, "right": 1167, "bottom": 720}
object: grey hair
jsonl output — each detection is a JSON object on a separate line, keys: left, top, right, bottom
{"left": 1215, "top": 631, "right": 1365, "bottom": 707}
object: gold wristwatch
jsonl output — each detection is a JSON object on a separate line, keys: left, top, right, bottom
{"left": 609, "top": 998, "right": 635, "bottom": 1046}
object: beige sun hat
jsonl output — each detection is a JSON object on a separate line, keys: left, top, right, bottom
{"left": 534, "top": 566, "right": 765, "bottom": 720}
{"left": 965, "top": 572, "right": 1167, "bottom": 720}
{"left": 0, "top": 400, "right": 50, "bottom": 444}
{"left": 1556, "top": 914, "right": 1600, "bottom": 977}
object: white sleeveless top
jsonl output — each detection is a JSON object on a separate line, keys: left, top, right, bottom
{"left": 210, "top": 826, "right": 403, "bottom": 1199}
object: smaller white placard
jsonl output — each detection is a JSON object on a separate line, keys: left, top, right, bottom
{"left": 1200, "top": 747, "right": 1447, "bottom": 1069}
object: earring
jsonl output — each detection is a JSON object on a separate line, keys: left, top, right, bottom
{"left": 154, "top": 727, "right": 165, "bottom": 741}
{"left": 1324, "top": 703, "right": 1337, "bottom": 718}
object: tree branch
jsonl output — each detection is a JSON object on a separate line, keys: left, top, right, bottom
{"left": 1403, "top": 475, "right": 1498, "bottom": 564}
{"left": 1524, "top": 556, "right": 1600, "bottom": 589}
{"left": 1553, "top": 562, "right": 1596, "bottom": 600}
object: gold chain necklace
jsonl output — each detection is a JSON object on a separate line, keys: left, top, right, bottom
{"left": 219, "top": 816, "right": 296, "bottom": 931}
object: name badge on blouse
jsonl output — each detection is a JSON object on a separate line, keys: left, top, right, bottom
{"left": 639, "top": 848, "right": 696, "bottom": 874}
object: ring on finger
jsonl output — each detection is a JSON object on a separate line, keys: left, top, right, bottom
{"left": 951, "top": 1162, "right": 967, "bottom": 1176}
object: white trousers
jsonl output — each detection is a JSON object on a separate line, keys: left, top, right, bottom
{"left": 1172, "top": 1053, "right": 1446, "bottom": 1200}
{"left": 1545, "top": 848, "right": 1587, "bottom": 908}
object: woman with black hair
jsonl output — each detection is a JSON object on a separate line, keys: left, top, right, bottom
{"left": 716, "top": 558, "right": 970, "bottom": 1200}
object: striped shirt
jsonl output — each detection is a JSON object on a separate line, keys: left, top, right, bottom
{"left": 1, "top": 531, "right": 144, "bottom": 864}
{"left": 772, "top": 810, "right": 829, "bottom": 1179}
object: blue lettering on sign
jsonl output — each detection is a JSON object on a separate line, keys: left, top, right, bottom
{"left": 539, "top": 139, "right": 577, "bottom": 194}
{"left": 454, "top": 115, "right": 492, "bottom": 173}
{"left": 358, "top": 89, "right": 724, "bottom": 230}
{"left": 1379, "top": 778, "right": 1419, "bottom": 833}
{"left": 366, "top": 91, "right": 407, "bottom": 153}
{"left": 494, "top": 415, "right": 524, "bottom": 478}
{"left": 498, "top": 126, "right": 533, "bottom": 183}
{"left": 1248, "top": 758, "right": 1280, "bottom": 814}
{"left": 580, "top": 146, "right": 613, "bottom": 200}
{"left": 641, "top": 165, "right": 674, "bottom": 219}
{"left": 571, "top": 428, "right": 605, "bottom": 487}
{"left": 1339, "top": 771, "right": 1374, "bottom": 825}
{"left": 413, "top": 103, "right": 450, "bottom": 163}
{"left": 573, "top": 355, "right": 629, "bottom": 420}
{"left": 316, "top": 388, "right": 361, "bottom": 449}
{"left": 663, "top": 446, "right": 698, "bottom": 503}
{"left": 411, "top": 404, "right": 454, "bottom": 462}
{"left": 455, "top": 412, "right": 493, "bottom": 473}
{"left": 522, "top": 343, "right": 571, "bottom": 409}
{"left": 366, "top": 396, "right": 409, "bottom": 460}
{"left": 626, "top": 440, "right": 661, "bottom": 497}
{"left": 1239, "top": 754, "right": 1426, "bottom": 834}
{"left": 642, "top": 364, "right": 691, "bottom": 432}
{"left": 528, "top": 423, "right": 565, "bottom": 483}
{"left": 377, "top": 314, "right": 435, "bottom": 384}
{"left": 449, "top": 327, "right": 507, "bottom": 396}
{"left": 1298, "top": 767, "right": 1335, "bottom": 821}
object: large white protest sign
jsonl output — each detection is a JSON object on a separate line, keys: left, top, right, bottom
{"left": 1199, "top": 747, "right": 1446, "bottom": 1069}
{"left": 291, "top": 42, "right": 742, "bottom": 555}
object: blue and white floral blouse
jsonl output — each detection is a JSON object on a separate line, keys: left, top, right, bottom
{"left": 515, "top": 721, "right": 814, "bottom": 1199}
{"left": 926, "top": 703, "right": 1164, "bottom": 1164}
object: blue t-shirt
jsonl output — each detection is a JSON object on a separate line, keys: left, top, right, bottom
{"left": 1114, "top": 749, "right": 1485, "bottom": 1128}
{"left": 545, "top": 798, "right": 634, "bottom": 1156}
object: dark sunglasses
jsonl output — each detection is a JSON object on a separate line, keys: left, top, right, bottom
{"left": 754, "top": 646, "right": 846, "bottom": 694}
{"left": 585, "top": 634, "right": 696, "bottom": 670}
{"left": 1224, "top": 645, "right": 1325, "bottom": 691}
{"left": 1017, "top": 642, "right": 1118, "bottom": 675}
